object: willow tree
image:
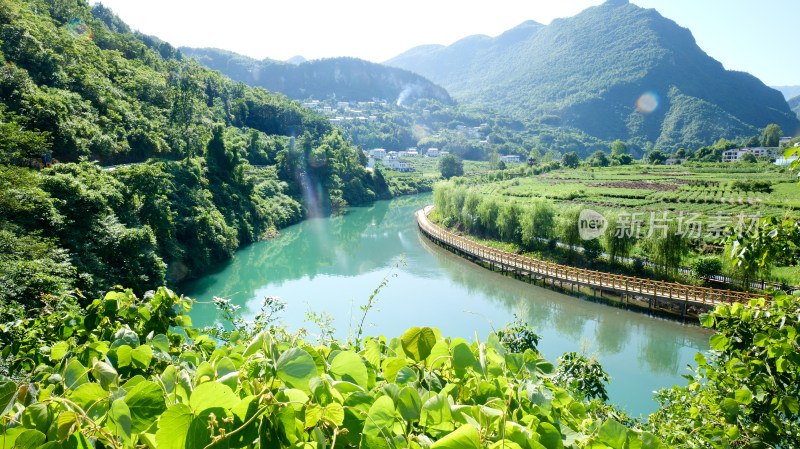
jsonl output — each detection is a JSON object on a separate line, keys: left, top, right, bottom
{"left": 644, "top": 220, "right": 689, "bottom": 276}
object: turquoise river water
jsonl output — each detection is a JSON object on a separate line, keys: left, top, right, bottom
{"left": 182, "top": 193, "right": 711, "bottom": 417}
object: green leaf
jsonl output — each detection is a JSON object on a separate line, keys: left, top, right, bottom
{"left": 329, "top": 351, "right": 369, "bottom": 389}
{"left": 92, "top": 361, "right": 117, "bottom": 389}
{"left": 68, "top": 383, "right": 108, "bottom": 421}
{"left": 400, "top": 327, "right": 437, "bottom": 363}
{"left": 421, "top": 394, "right": 454, "bottom": 432}
{"left": 110, "top": 399, "right": 132, "bottom": 445}
{"left": 734, "top": 388, "right": 753, "bottom": 405}
{"left": 536, "top": 422, "right": 564, "bottom": 449}
{"left": 156, "top": 403, "right": 193, "bottom": 449}
{"left": 276, "top": 347, "right": 317, "bottom": 393}
{"left": 381, "top": 357, "right": 407, "bottom": 383}
{"left": 451, "top": 342, "right": 476, "bottom": 376}
{"left": 57, "top": 411, "right": 78, "bottom": 440}
{"left": 430, "top": 423, "right": 481, "bottom": 449}
{"left": 709, "top": 334, "right": 729, "bottom": 351}
{"left": 14, "top": 429, "right": 46, "bottom": 449}
{"left": 305, "top": 403, "right": 323, "bottom": 428}
{"left": 0, "top": 381, "right": 18, "bottom": 416}
{"left": 190, "top": 381, "right": 239, "bottom": 412}
{"left": 324, "top": 402, "right": 345, "bottom": 427}
{"left": 781, "top": 396, "right": 799, "bottom": 415}
{"left": 50, "top": 341, "right": 70, "bottom": 362}
{"left": 361, "top": 395, "right": 396, "bottom": 449}
{"left": 753, "top": 332, "right": 769, "bottom": 347}
{"left": 124, "top": 380, "right": 167, "bottom": 433}
{"left": 63, "top": 359, "right": 88, "bottom": 390}
{"left": 721, "top": 398, "right": 739, "bottom": 424}
{"left": 397, "top": 386, "right": 422, "bottom": 422}
{"left": 599, "top": 419, "right": 627, "bottom": 449}
{"left": 131, "top": 345, "right": 153, "bottom": 369}
{"left": 151, "top": 334, "right": 171, "bottom": 353}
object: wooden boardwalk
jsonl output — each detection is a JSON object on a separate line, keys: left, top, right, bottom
{"left": 416, "top": 206, "right": 764, "bottom": 313}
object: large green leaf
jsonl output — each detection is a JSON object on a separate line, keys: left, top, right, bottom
{"left": 397, "top": 386, "right": 422, "bottom": 422}
{"left": 276, "top": 348, "right": 317, "bottom": 392}
{"left": 109, "top": 399, "right": 132, "bottom": 446}
{"left": 361, "top": 395, "right": 396, "bottom": 449}
{"left": 330, "top": 351, "right": 369, "bottom": 389}
{"left": 124, "top": 380, "right": 167, "bottom": 433}
{"left": 0, "top": 381, "right": 18, "bottom": 416}
{"left": 14, "top": 429, "right": 46, "bottom": 449}
{"left": 63, "top": 359, "right": 88, "bottom": 390}
{"left": 536, "top": 422, "right": 564, "bottom": 449}
{"left": 190, "top": 381, "right": 239, "bottom": 413}
{"left": 68, "top": 383, "right": 108, "bottom": 421}
{"left": 421, "top": 394, "right": 454, "bottom": 432}
{"left": 430, "top": 424, "right": 481, "bottom": 449}
{"left": 599, "top": 419, "right": 627, "bottom": 449}
{"left": 400, "top": 327, "right": 437, "bottom": 363}
{"left": 131, "top": 345, "right": 153, "bottom": 370}
{"left": 156, "top": 403, "right": 193, "bottom": 449}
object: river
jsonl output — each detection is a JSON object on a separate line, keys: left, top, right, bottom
{"left": 182, "top": 193, "right": 711, "bottom": 417}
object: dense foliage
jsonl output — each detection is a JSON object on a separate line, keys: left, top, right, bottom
{"left": 0, "top": 286, "right": 665, "bottom": 449}
{"left": 0, "top": 0, "right": 393, "bottom": 306}
{"left": 387, "top": 0, "right": 798, "bottom": 151}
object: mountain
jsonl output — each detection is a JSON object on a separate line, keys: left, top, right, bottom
{"left": 386, "top": 0, "right": 799, "bottom": 150}
{"left": 773, "top": 86, "right": 800, "bottom": 100}
{"left": 180, "top": 47, "right": 453, "bottom": 105}
{"left": 790, "top": 95, "right": 800, "bottom": 119}
{"left": 286, "top": 55, "right": 307, "bottom": 65}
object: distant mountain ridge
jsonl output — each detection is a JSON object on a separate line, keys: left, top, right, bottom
{"left": 789, "top": 95, "right": 800, "bottom": 120}
{"left": 386, "top": 0, "right": 798, "bottom": 150}
{"left": 773, "top": 86, "right": 800, "bottom": 100}
{"left": 181, "top": 47, "right": 453, "bottom": 105}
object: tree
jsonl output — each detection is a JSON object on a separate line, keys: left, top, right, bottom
{"left": 647, "top": 150, "right": 666, "bottom": 165}
{"left": 439, "top": 154, "right": 464, "bottom": 179}
{"left": 611, "top": 139, "right": 628, "bottom": 156}
{"left": 644, "top": 220, "right": 688, "bottom": 276}
{"left": 691, "top": 257, "right": 722, "bottom": 285}
{"left": 562, "top": 151, "right": 580, "bottom": 168}
{"left": 761, "top": 123, "right": 783, "bottom": 147}
{"left": 587, "top": 150, "right": 609, "bottom": 167}
{"left": 603, "top": 213, "right": 635, "bottom": 263}
{"left": 740, "top": 152, "right": 757, "bottom": 163}
{"left": 614, "top": 153, "right": 633, "bottom": 165}
{"left": 746, "top": 135, "right": 761, "bottom": 147}
{"left": 675, "top": 148, "right": 686, "bottom": 158}
{"left": 488, "top": 149, "right": 501, "bottom": 170}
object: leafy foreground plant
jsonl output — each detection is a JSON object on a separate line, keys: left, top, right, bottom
{"left": 0, "top": 287, "right": 666, "bottom": 449}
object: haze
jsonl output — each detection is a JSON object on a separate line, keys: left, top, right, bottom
{"left": 91, "top": 0, "right": 799, "bottom": 87}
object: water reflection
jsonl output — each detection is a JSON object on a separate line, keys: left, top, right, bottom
{"left": 182, "top": 193, "right": 711, "bottom": 416}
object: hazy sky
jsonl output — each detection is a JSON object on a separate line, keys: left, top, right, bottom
{"left": 90, "top": 0, "right": 799, "bottom": 87}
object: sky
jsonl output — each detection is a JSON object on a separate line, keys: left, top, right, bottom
{"left": 89, "top": 0, "right": 799, "bottom": 87}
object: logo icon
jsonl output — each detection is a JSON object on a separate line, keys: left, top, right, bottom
{"left": 579, "top": 209, "right": 607, "bottom": 240}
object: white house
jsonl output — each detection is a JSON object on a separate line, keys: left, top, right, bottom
{"left": 336, "top": 101, "right": 349, "bottom": 109}
{"left": 722, "top": 147, "right": 777, "bottom": 162}
{"left": 501, "top": 155, "right": 521, "bottom": 163}
{"left": 780, "top": 137, "right": 792, "bottom": 146}
{"left": 664, "top": 158, "right": 687, "bottom": 165}
{"left": 368, "top": 148, "right": 386, "bottom": 159}
{"left": 385, "top": 158, "right": 414, "bottom": 172}
{"left": 426, "top": 148, "right": 440, "bottom": 157}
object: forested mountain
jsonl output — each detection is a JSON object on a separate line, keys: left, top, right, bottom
{"left": 180, "top": 47, "right": 453, "bottom": 105}
{"left": 789, "top": 95, "right": 800, "bottom": 119}
{"left": 386, "top": 0, "right": 799, "bottom": 150}
{"left": 0, "top": 0, "right": 391, "bottom": 306}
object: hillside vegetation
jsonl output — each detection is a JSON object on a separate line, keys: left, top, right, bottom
{"left": 0, "top": 0, "right": 392, "bottom": 305}
{"left": 181, "top": 48, "right": 453, "bottom": 105}
{"left": 386, "top": 0, "right": 798, "bottom": 151}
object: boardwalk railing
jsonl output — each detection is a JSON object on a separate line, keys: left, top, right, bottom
{"left": 417, "top": 206, "right": 765, "bottom": 308}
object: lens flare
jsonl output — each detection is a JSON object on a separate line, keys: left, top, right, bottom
{"left": 636, "top": 91, "right": 660, "bottom": 114}
{"left": 167, "top": 261, "right": 188, "bottom": 282}
{"left": 67, "top": 19, "right": 93, "bottom": 41}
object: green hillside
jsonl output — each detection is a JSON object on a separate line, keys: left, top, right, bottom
{"left": 789, "top": 95, "right": 800, "bottom": 119}
{"left": 0, "top": 0, "right": 391, "bottom": 305}
{"left": 386, "top": 0, "right": 798, "bottom": 151}
{"left": 180, "top": 47, "right": 453, "bottom": 105}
